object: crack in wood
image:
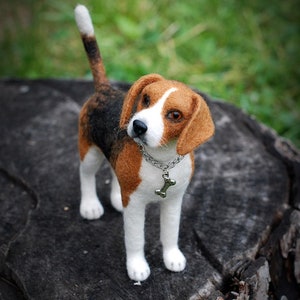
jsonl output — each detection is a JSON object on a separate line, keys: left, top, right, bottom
{"left": 0, "top": 167, "right": 39, "bottom": 299}
{"left": 193, "top": 229, "right": 224, "bottom": 275}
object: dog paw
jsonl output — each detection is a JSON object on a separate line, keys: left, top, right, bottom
{"left": 80, "top": 198, "right": 104, "bottom": 220}
{"left": 127, "top": 256, "right": 150, "bottom": 281}
{"left": 163, "top": 248, "right": 186, "bottom": 272}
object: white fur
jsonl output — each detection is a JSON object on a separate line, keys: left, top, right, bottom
{"left": 80, "top": 147, "right": 123, "bottom": 218}
{"left": 124, "top": 145, "right": 192, "bottom": 281}
{"left": 74, "top": 5, "right": 94, "bottom": 36}
{"left": 127, "top": 87, "right": 178, "bottom": 147}
{"left": 79, "top": 146, "right": 104, "bottom": 219}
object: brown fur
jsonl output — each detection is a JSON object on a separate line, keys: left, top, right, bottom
{"left": 114, "top": 141, "right": 142, "bottom": 207}
{"left": 120, "top": 77, "right": 215, "bottom": 155}
{"left": 78, "top": 103, "right": 93, "bottom": 160}
{"left": 176, "top": 93, "right": 215, "bottom": 155}
{"left": 119, "top": 74, "right": 164, "bottom": 128}
{"left": 81, "top": 35, "right": 109, "bottom": 90}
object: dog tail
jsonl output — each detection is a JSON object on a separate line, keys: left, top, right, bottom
{"left": 74, "top": 5, "right": 109, "bottom": 90}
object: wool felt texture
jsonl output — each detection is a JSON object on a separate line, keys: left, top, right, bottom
{"left": 176, "top": 93, "right": 215, "bottom": 155}
{"left": 75, "top": 5, "right": 108, "bottom": 90}
{"left": 114, "top": 141, "right": 142, "bottom": 207}
{"left": 119, "top": 73, "right": 164, "bottom": 128}
{"left": 120, "top": 74, "right": 215, "bottom": 155}
{"left": 82, "top": 35, "right": 109, "bottom": 91}
{"left": 74, "top": 5, "right": 94, "bottom": 35}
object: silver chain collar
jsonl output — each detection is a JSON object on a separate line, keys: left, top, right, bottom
{"left": 137, "top": 142, "right": 185, "bottom": 198}
{"left": 137, "top": 142, "right": 184, "bottom": 173}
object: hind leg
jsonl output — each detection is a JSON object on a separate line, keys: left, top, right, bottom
{"left": 79, "top": 146, "right": 104, "bottom": 219}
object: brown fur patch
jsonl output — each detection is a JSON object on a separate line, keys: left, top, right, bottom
{"left": 160, "top": 87, "right": 195, "bottom": 145}
{"left": 114, "top": 141, "right": 142, "bottom": 207}
{"left": 119, "top": 74, "right": 164, "bottom": 128}
{"left": 189, "top": 152, "right": 195, "bottom": 179}
{"left": 176, "top": 94, "right": 215, "bottom": 155}
{"left": 78, "top": 101, "right": 93, "bottom": 160}
{"left": 81, "top": 34, "right": 109, "bottom": 90}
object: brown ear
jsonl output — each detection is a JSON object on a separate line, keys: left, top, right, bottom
{"left": 177, "top": 94, "right": 215, "bottom": 155}
{"left": 119, "top": 73, "right": 164, "bottom": 128}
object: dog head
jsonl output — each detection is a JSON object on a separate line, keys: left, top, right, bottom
{"left": 120, "top": 74, "right": 215, "bottom": 155}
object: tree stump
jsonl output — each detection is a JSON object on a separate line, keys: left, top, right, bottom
{"left": 0, "top": 79, "right": 299, "bottom": 300}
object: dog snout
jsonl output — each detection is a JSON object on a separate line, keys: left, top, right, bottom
{"left": 133, "top": 120, "right": 147, "bottom": 137}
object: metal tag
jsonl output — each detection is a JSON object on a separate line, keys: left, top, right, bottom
{"left": 155, "top": 172, "right": 176, "bottom": 198}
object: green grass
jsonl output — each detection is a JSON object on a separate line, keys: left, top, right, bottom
{"left": 1, "top": 0, "right": 299, "bottom": 148}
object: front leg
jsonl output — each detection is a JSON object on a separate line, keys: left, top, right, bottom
{"left": 123, "top": 200, "right": 150, "bottom": 281}
{"left": 160, "top": 197, "right": 186, "bottom": 272}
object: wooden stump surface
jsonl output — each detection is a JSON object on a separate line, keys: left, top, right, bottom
{"left": 0, "top": 79, "right": 299, "bottom": 300}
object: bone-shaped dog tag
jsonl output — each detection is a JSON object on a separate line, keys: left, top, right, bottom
{"left": 155, "top": 172, "right": 176, "bottom": 198}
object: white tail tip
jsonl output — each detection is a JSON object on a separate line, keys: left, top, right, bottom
{"left": 74, "top": 4, "right": 94, "bottom": 36}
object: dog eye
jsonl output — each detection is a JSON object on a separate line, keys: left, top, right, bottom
{"left": 166, "top": 110, "right": 183, "bottom": 122}
{"left": 142, "top": 94, "right": 150, "bottom": 107}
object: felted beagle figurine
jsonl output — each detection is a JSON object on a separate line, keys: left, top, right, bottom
{"left": 75, "top": 5, "right": 215, "bottom": 282}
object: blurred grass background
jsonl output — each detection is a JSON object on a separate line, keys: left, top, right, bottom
{"left": 0, "top": 0, "right": 299, "bottom": 147}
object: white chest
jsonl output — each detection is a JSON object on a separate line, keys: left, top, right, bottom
{"left": 132, "top": 154, "right": 193, "bottom": 204}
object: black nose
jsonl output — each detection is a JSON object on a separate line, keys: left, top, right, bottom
{"left": 133, "top": 120, "right": 147, "bottom": 136}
